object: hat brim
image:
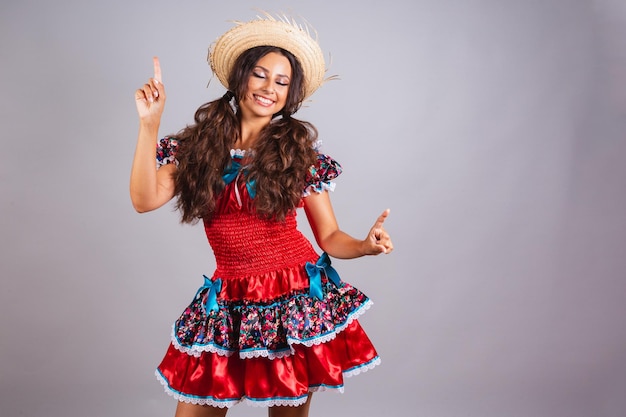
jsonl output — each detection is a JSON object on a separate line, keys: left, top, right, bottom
{"left": 209, "top": 19, "right": 326, "bottom": 99}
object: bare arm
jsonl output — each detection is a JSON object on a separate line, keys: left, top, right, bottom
{"left": 303, "top": 191, "right": 393, "bottom": 259}
{"left": 130, "top": 57, "right": 176, "bottom": 213}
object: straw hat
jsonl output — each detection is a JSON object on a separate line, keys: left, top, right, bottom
{"left": 209, "top": 13, "right": 328, "bottom": 99}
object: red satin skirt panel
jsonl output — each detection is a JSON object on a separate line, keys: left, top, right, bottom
{"left": 157, "top": 320, "right": 379, "bottom": 407}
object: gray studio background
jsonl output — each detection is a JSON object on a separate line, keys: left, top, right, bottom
{"left": 1, "top": 1, "right": 625, "bottom": 416}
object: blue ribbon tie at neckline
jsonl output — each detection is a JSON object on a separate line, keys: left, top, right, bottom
{"left": 222, "top": 159, "right": 256, "bottom": 198}
{"left": 305, "top": 252, "right": 342, "bottom": 300}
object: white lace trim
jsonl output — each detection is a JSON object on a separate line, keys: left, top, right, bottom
{"left": 240, "top": 385, "right": 346, "bottom": 406}
{"left": 230, "top": 143, "right": 322, "bottom": 159}
{"left": 157, "top": 370, "right": 346, "bottom": 408}
{"left": 170, "top": 325, "right": 235, "bottom": 358}
{"left": 241, "top": 395, "right": 311, "bottom": 408}
{"left": 230, "top": 148, "right": 247, "bottom": 157}
{"left": 288, "top": 299, "right": 373, "bottom": 347}
{"left": 156, "top": 370, "right": 239, "bottom": 408}
{"left": 239, "top": 346, "right": 294, "bottom": 360}
{"left": 309, "top": 384, "right": 345, "bottom": 394}
{"left": 343, "top": 356, "right": 381, "bottom": 378}
{"left": 312, "top": 139, "right": 323, "bottom": 151}
{"left": 302, "top": 180, "right": 336, "bottom": 197}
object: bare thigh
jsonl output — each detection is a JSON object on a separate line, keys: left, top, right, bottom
{"left": 174, "top": 402, "right": 228, "bottom": 417}
{"left": 268, "top": 394, "right": 313, "bottom": 417}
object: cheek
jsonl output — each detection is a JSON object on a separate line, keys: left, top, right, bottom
{"left": 279, "top": 89, "right": 289, "bottom": 102}
{"left": 245, "top": 78, "right": 260, "bottom": 93}
{"left": 242, "top": 86, "right": 257, "bottom": 101}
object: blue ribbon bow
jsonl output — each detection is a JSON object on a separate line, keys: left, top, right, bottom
{"left": 199, "top": 275, "right": 222, "bottom": 313}
{"left": 305, "top": 252, "right": 342, "bottom": 300}
{"left": 222, "top": 159, "right": 257, "bottom": 198}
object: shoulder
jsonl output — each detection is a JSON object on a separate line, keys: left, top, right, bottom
{"left": 309, "top": 153, "right": 342, "bottom": 179}
{"left": 156, "top": 136, "right": 179, "bottom": 169}
{"left": 304, "top": 142, "right": 342, "bottom": 195}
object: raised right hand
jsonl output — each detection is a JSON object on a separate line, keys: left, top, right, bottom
{"left": 135, "top": 56, "right": 166, "bottom": 124}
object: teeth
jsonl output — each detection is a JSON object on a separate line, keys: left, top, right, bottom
{"left": 255, "top": 95, "right": 273, "bottom": 105}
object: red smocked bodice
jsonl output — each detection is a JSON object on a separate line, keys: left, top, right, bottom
{"left": 204, "top": 209, "right": 316, "bottom": 278}
{"left": 202, "top": 180, "right": 318, "bottom": 301}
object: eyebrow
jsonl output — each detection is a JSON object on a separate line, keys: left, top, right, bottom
{"left": 255, "top": 65, "right": 291, "bottom": 80}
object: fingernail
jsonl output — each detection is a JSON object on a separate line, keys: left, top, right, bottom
{"left": 154, "top": 90, "right": 159, "bottom": 98}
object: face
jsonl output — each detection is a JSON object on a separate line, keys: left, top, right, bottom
{"left": 239, "top": 52, "right": 292, "bottom": 120}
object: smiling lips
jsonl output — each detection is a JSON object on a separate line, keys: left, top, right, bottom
{"left": 254, "top": 94, "right": 275, "bottom": 107}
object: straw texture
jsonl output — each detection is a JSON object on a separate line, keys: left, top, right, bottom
{"left": 209, "top": 15, "right": 327, "bottom": 99}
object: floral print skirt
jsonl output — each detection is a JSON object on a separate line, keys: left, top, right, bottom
{"left": 155, "top": 252, "right": 380, "bottom": 408}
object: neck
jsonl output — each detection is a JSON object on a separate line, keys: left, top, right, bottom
{"left": 238, "top": 115, "right": 272, "bottom": 149}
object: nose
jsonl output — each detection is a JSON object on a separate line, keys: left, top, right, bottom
{"left": 261, "top": 79, "right": 274, "bottom": 94}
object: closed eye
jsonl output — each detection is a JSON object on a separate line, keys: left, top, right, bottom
{"left": 252, "top": 66, "right": 290, "bottom": 87}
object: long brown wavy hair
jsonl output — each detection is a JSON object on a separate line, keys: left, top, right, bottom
{"left": 172, "top": 46, "right": 318, "bottom": 223}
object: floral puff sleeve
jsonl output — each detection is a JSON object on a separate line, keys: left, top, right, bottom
{"left": 156, "top": 137, "right": 179, "bottom": 170}
{"left": 303, "top": 153, "right": 343, "bottom": 196}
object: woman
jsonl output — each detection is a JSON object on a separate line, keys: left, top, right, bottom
{"left": 131, "top": 15, "right": 393, "bottom": 417}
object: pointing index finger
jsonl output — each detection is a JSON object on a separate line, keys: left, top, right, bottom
{"left": 153, "top": 56, "right": 162, "bottom": 83}
{"left": 373, "top": 208, "right": 390, "bottom": 228}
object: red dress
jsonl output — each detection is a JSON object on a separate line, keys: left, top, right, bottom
{"left": 154, "top": 140, "right": 380, "bottom": 408}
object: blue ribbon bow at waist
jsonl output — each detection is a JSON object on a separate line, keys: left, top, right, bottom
{"left": 305, "top": 252, "right": 342, "bottom": 300}
{"left": 222, "top": 159, "right": 257, "bottom": 199}
{"left": 198, "top": 275, "right": 222, "bottom": 313}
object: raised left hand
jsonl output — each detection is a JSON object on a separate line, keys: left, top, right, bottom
{"left": 364, "top": 209, "right": 394, "bottom": 255}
